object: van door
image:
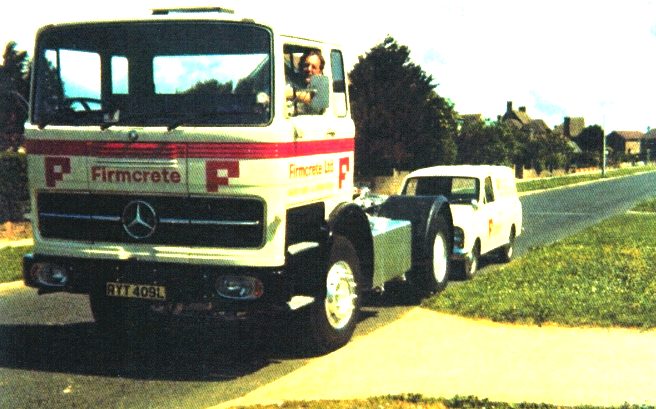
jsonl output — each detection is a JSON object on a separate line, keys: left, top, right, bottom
{"left": 480, "top": 175, "right": 502, "bottom": 253}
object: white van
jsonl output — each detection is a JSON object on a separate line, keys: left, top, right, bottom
{"left": 400, "top": 165, "right": 522, "bottom": 278}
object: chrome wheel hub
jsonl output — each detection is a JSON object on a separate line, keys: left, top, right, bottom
{"left": 432, "top": 233, "right": 448, "bottom": 283}
{"left": 324, "top": 260, "right": 357, "bottom": 330}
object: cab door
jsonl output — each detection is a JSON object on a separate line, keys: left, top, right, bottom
{"left": 282, "top": 44, "right": 355, "bottom": 207}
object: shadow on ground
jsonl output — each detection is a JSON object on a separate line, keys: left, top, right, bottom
{"left": 0, "top": 320, "right": 293, "bottom": 381}
{"left": 0, "top": 297, "right": 412, "bottom": 382}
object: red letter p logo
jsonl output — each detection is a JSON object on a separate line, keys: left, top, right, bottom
{"left": 338, "top": 157, "right": 350, "bottom": 189}
{"left": 45, "top": 157, "right": 71, "bottom": 188}
{"left": 206, "top": 161, "right": 240, "bottom": 192}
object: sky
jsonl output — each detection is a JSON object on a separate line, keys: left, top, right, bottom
{"left": 3, "top": 0, "right": 656, "bottom": 132}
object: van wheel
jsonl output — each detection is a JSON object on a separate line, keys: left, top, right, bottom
{"left": 462, "top": 241, "right": 480, "bottom": 280}
{"left": 410, "top": 215, "right": 450, "bottom": 296}
{"left": 303, "top": 235, "right": 360, "bottom": 354}
{"left": 498, "top": 227, "right": 516, "bottom": 262}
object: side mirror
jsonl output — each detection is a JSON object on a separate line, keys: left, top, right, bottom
{"left": 308, "top": 75, "right": 329, "bottom": 113}
{"left": 470, "top": 199, "right": 480, "bottom": 210}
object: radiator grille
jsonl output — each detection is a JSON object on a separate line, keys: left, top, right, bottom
{"left": 37, "top": 193, "right": 265, "bottom": 248}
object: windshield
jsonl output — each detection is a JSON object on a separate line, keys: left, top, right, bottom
{"left": 32, "top": 22, "right": 272, "bottom": 128}
{"left": 402, "top": 177, "right": 480, "bottom": 203}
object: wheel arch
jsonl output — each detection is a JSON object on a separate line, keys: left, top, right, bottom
{"left": 379, "top": 195, "right": 454, "bottom": 268}
{"left": 328, "top": 202, "right": 374, "bottom": 290}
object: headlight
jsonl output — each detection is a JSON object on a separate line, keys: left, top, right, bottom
{"left": 31, "top": 263, "right": 69, "bottom": 287}
{"left": 453, "top": 227, "right": 464, "bottom": 249}
{"left": 215, "top": 275, "right": 264, "bottom": 300}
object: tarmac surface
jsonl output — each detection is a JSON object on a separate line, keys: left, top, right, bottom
{"left": 5, "top": 238, "right": 656, "bottom": 408}
{"left": 215, "top": 308, "right": 656, "bottom": 408}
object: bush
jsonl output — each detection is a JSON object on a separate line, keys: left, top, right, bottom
{"left": 0, "top": 151, "right": 28, "bottom": 222}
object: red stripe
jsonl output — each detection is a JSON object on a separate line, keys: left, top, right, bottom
{"left": 25, "top": 140, "right": 88, "bottom": 156}
{"left": 25, "top": 139, "right": 354, "bottom": 159}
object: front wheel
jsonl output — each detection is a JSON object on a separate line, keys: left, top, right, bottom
{"left": 462, "top": 241, "right": 480, "bottom": 280}
{"left": 303, "top": 235, "right": 361, "bottom": 354}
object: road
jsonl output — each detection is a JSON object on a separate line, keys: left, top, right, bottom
{"left": 1, "top": 171, "right": 655, "bottom": 409}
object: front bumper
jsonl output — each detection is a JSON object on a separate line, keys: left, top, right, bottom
{"left": 450, "top": 246, "right": 471, "bottom": 261}
{"left": 22, "top": 253, "right": 309, "bottom": 317}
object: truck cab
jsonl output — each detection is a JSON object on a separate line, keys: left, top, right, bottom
{"left": 23, "top": 7, "right": 453, "bottom": 353}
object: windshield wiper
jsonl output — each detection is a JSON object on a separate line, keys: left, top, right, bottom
{"left": 166, "top": 111, "right": 257, "bottom": 131}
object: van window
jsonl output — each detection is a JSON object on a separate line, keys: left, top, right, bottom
{"left": 484, "top": 177, "right": 495, "bottom": 203}
{"left": 403, "top": 177, "right": 479, "bottom": 204}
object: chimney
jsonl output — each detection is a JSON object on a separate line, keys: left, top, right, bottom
{"left": 519, "top": 106, "right": 526, "bottom": 113}
{"left": 506, "top": 101, "right": 512, "bottom": 113}
{"left": 564, "top": 117, "right": 571, "bottom": 138}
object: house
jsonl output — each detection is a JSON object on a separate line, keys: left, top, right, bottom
{"left": 501, "top": 101, "right": 532, "bottom": 129}
{"left": 642, "top": 128, "right": 656, "bottom": 159}
{"left": 606, "top": 131, "right": 644, "bottom": 156}
{"left": 555, "top": 117, "right": 585, "bottom": 138}
{"left": 456, "top": 114, "right": 483, "bottom": 132}
{"left": 501, "top": 101, "right": 553, "bottom": 136}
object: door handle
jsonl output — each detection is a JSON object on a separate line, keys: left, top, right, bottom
{"left": 326, "top": 130, "right": 336, "bottom": 137}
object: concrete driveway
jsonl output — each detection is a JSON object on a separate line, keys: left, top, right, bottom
{"left": 215, "top": 308, "right": 656, "bottom": 408}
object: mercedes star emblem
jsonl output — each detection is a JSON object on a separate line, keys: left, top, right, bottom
{"left": 122, "top": 200, "right": 157, "bottom": 239}
{"left": 127, "top": 129, "right": 139, "bottom": 142}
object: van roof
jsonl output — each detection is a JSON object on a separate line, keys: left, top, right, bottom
{"left": 406, "top": 165, "right": 514, "bottom": 179}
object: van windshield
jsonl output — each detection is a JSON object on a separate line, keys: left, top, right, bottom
{"left": 402, "top": 177, "right": 480, "bottom": 203}
{"left": 32, "top": 22, "right": 272, "bottom": 128}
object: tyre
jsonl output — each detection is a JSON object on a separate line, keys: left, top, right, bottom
{"left": 497, "top": 226, "right": 516, "bottom": 262}
{"left": 303, "top": 234, "right": 361, "bottom": 354}
{"left": 461, "top": 240, "right": 480, "bottom": 280}
{"left": 409, "top": 214, "right": 450, "bottom": 296}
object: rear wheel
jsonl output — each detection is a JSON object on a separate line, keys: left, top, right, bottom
{"left": 409, "top": 215, "right": 450, "bottom": 296}
{"left": 303, "top": 235, "right": 361, "bottom": 354}
{"left": 497, "top": 227, "right": 516, "bottom": 262}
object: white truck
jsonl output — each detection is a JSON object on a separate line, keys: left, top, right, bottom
{"left": 22, "top": 6, "right": 454, "bottom": 353}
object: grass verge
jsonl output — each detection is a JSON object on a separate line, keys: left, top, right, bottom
{"left": 0, "top": 245, "right": 32, "bottom": 283}
{"left": 231, "top": 394, "right": 652, "bottom": 408}
{"left": 516, "top": 165, "right": 656, "bottom": 193}
{"left": 424, "top": 200, "right": 656, "bottom": 328}
{"left": 632, "top": 197, "right": 656, "bottom": 213}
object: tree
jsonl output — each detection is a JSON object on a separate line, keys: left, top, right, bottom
{"left": 0, "top": 41, "right": 30, "bottom": 151}
{"left": 575, "top": 125, "right": 604, "bottom": 152}
{"left": 456, "top": 118, "right": 517, "bottom": 166}
{"left": 349, "top": 36, "right": 457, "bottom": 176}
{"left": 573, "top": 125, "right": 605, "bottom": 167}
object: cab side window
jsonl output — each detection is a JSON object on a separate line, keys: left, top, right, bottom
{"left": 283, "top": 45, "right": 328, "bottom": 116}
{"left": 484, "top": 177, "right": 495, "bottom": 203}
{"left": 331, "top": 50, "right": 347, "bottom": 117}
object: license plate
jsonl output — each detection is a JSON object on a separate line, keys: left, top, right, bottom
{"left": 106, "top": 282, "right": 167, "bottom": 300}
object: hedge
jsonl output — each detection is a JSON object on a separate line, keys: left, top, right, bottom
{"left": 0, "top": 151, "right": 28, "bottom": 222}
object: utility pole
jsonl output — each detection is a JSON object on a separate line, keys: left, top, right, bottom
{"left": 602, "top": 128, "right": 607, "bottom": 177}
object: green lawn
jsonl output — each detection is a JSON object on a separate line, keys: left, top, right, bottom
{"left": 0, "top": 245, "right": 31, "bottom": 283}
{"left": 632, "top": 197, "right": 656, "bottom": 213}
{"left": 424, "top": 200, "right": 656, "bottom": 328}
{"left": 516, "top": 165, "right": 656, "bottom": 192}
{"left": 231, "top": 394, "right": 651, "bottom": 408}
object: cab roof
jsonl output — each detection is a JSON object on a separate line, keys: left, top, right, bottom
{"left": 37, "top": 6, "right": 336, "bottom": 47}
